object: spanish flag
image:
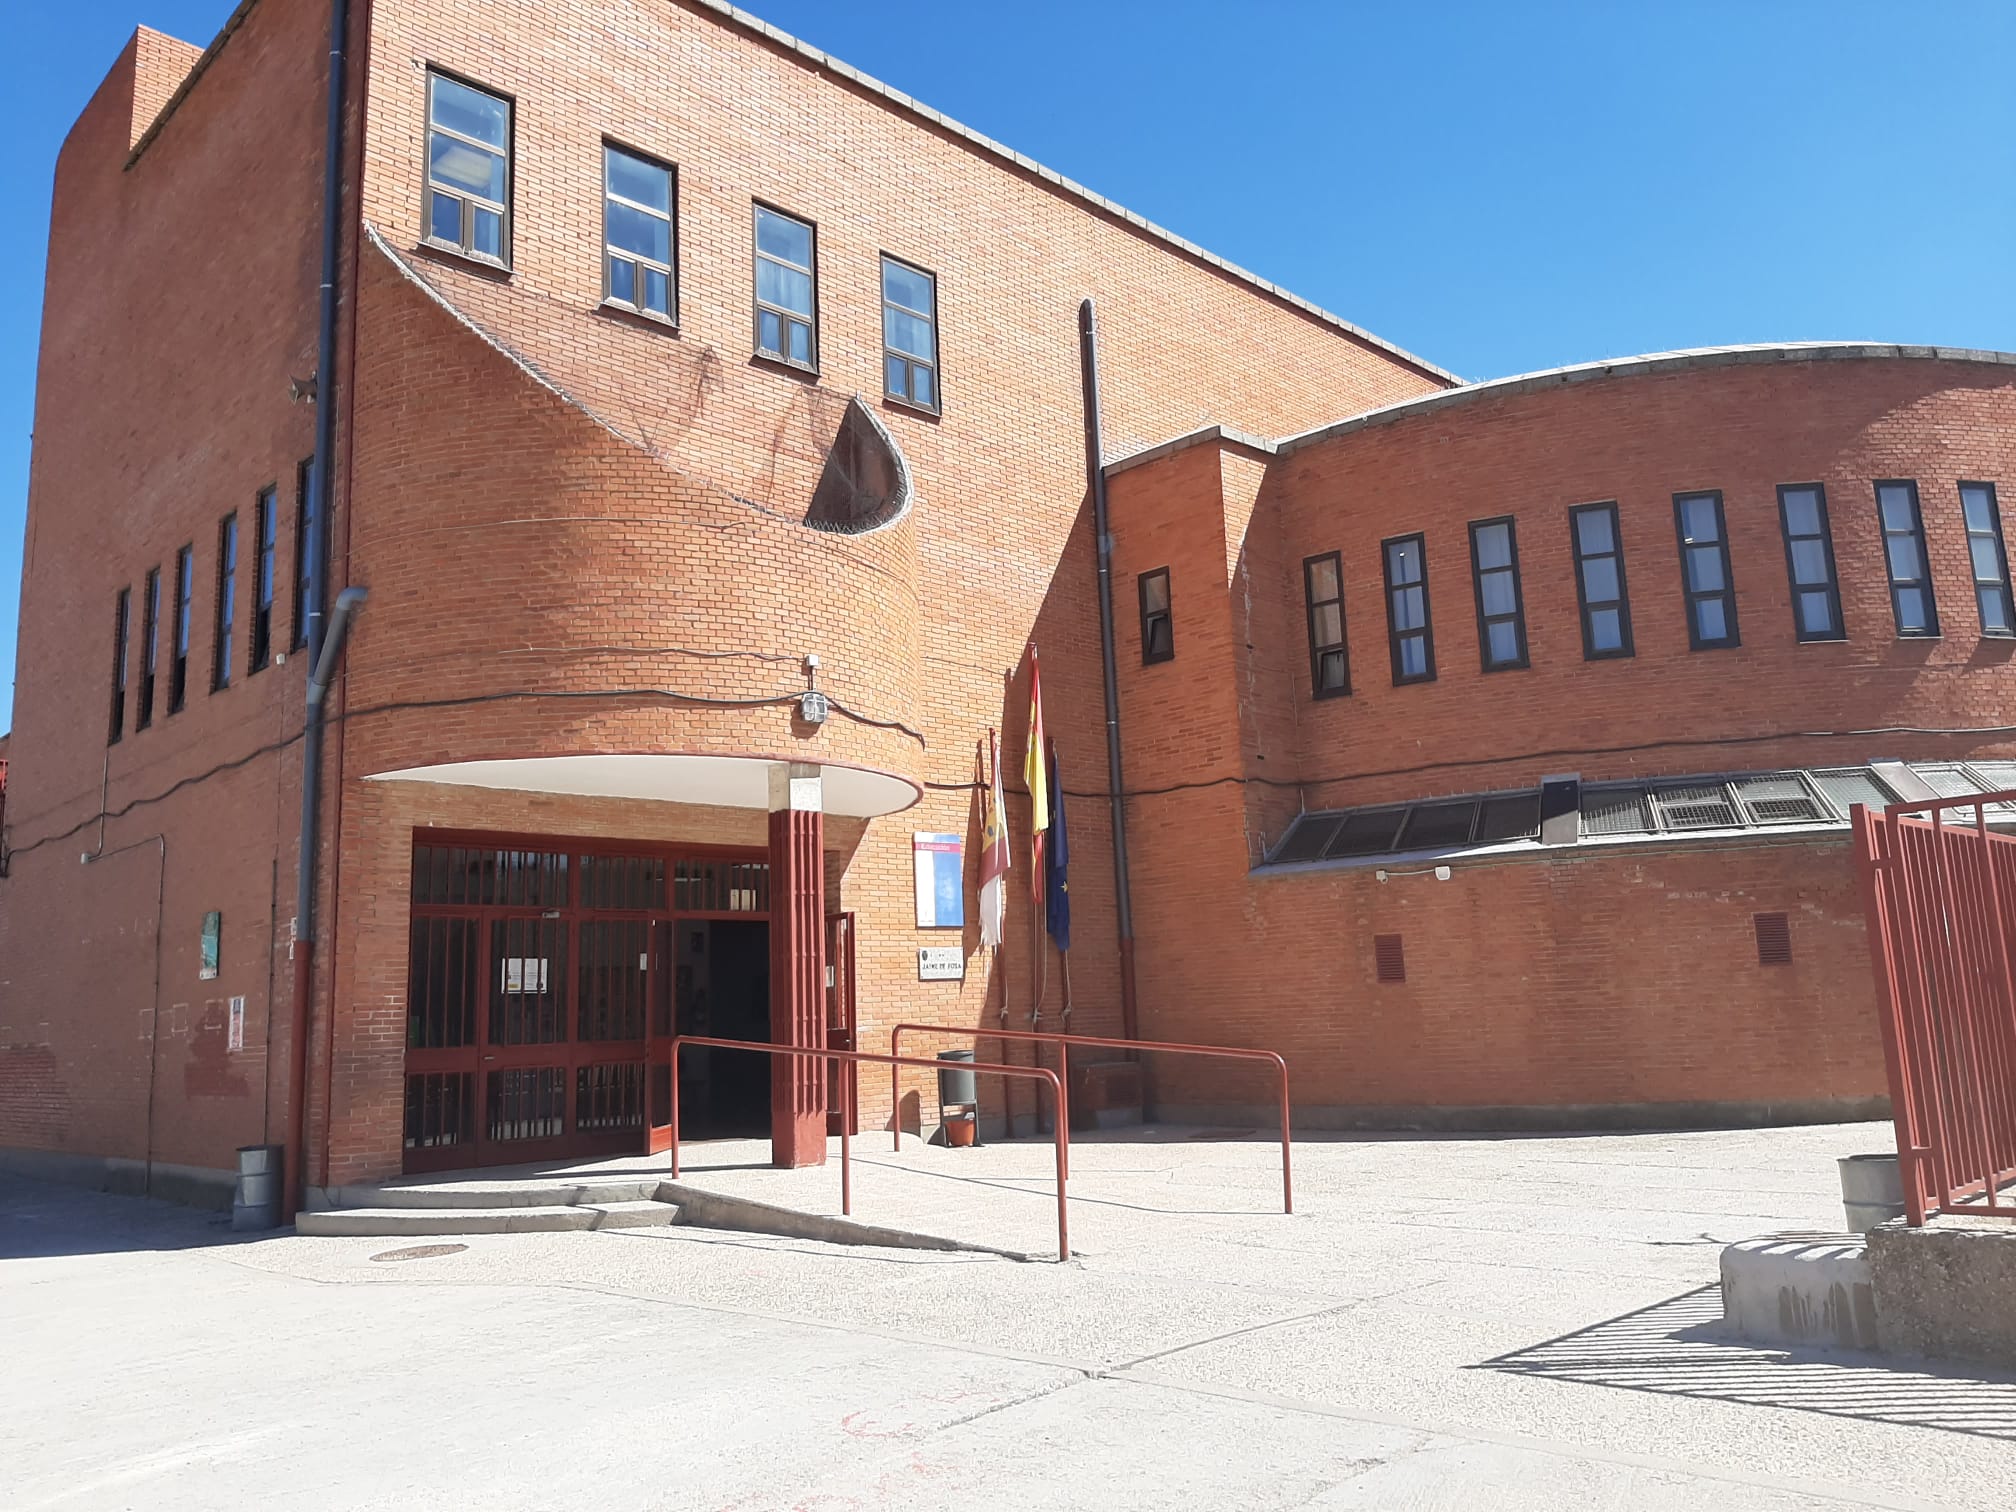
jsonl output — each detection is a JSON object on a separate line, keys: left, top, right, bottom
{"left": 1024, "top": 646, "right": 1049, "bottom": 900}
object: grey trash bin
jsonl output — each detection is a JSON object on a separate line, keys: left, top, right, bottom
{"left": 936, "top": 1048, "right": 977, "bottom": 1107}
{"left": 233, "top": 1143, "right": 284, "bottom": 1232}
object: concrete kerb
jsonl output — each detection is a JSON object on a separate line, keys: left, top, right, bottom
{"left": 659, "top": 1180, "right": 1035, "bottom": 1261}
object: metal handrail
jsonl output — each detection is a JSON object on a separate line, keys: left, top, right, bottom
{"left": 667, "top": 1034, "right": 1072, "bottom": 1261}
{"left": 889, "top": 1023, "right": 1293, "bottom": 1215}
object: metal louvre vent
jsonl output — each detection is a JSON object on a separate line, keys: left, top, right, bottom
{"left": 1652, "top": 784, "right": 1740, "bottom": 831}
{"left": 1327, "top": 809, "right": 1409, "bottom": 858}
{"left": 1581, "top": 786, "right": 1652, "bottom": 836}
{"left": 1397, "top": 800, "right": 1480, "bottom": 850}
{"left": 1731, "top": 774, "right": 1827, "bottom": 826}
{"left": 1754, "top": 911, "right": 1792, "bottom": 965}
{"left": 1373, "top": 933, "right": 1406, "bottom": 983}
{"left": 1475, "top": 791, "right": 1541, "bottom": 843}
{"left": 1272, "top": 814, "right": 1344, "bottom": 864}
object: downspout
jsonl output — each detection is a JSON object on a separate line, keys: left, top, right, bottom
{"left": 1077, "top": 300, "right": 1139, "bottom": 1041}
{"left": 286, "top": 0, "right": 354, "bottom": 1222}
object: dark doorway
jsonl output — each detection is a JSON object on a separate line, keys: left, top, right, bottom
{"left": 673, "top": 919, "right": 772, "bottom": 1138}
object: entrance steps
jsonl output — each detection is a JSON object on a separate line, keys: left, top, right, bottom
{"left": 297, "top": 1176, "right": 681, "bottom": 1238}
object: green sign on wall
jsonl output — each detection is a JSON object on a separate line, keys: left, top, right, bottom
{"left": 199, "top": 911, "right": 221, "bottom": 981}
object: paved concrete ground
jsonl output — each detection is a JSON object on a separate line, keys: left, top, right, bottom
{"left": 6, "top": 1123, "right": 2016, "bottom": 1510}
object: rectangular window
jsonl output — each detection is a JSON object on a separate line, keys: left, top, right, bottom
{"left": 1467, "top": 517, "right": 1528, "bottom": 671}
{"left": 1138, "top": 568, "right": 1173, "bottom": 664}
{"left": 753, "top": 204, "right": 816, "bottom": 369}
{"left": 138, "top": 568, "right": 160, "bottom": 730}
{"left": 424, "top": 71, "right": 511, "bottom": 265}
{"left": 1776, "top": 484, "right": 1844, "bottom": 641}
{"left": 251, "top": 487, "right": 276, "bottom": 673}
{"left": 1304, "top": 551, "right": 1349, "bottom": 698}
{"left": 1960, "top": 481, "right": 2013, "bottom": 637}
{"left": 214, "top": 512, "right": 237, "bottom": 691}
{"left": 1876, "top": 480, "right": 1938, "bottom": 637}
{"left": 881, "top": 255, "right": 939, "bottom": 410}
{"left": 292, "top": 457, "right": 316, "bottom": 651}
{"left": 171, "top": 545, "right": 193, "bottom": 714}
{"left": 603, "top": 144, "right": 675, "bottom": 321}
{"left": 1673, "top": 491, "right": 1738, "bottom": 649}
{"left": 1569, "top": 502, "right": 1632, "bottom": 659}
{"left": 1382, "top": 533, "right": 1435, "bottom": 684}
{"left": 108, "top": 588, "right": 130, "bottom": 745}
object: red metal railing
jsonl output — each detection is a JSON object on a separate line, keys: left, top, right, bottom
{"left": 1854, "top": 795, "right": 2016, "bottom": 1225}
{"left": 667, "top": 1034, "right": 1072, "bottom": 1261}
{"left": 889, "top": 1024, "right": 1293, "bottom": 1215}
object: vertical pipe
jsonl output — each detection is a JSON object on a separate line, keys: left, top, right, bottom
{"left": 1078, "top": 301, "right": 1139, "bottom": 1042}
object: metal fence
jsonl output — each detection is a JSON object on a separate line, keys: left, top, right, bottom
{"left": 1853, "top": 796, "right": 2016, "bottom": 1224}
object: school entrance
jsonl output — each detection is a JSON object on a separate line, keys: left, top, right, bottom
{"left": 398, "top": 834, "right": 795, "bottom": 1174}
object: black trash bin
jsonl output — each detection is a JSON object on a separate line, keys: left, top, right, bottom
{"left": 233, "top": 1143, "right": 284, "bottom": 1232}
{"left": 936, "top": 1048, "right": 977, "bottom": 1107}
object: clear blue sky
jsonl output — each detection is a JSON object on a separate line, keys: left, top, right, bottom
{"left": 2, "top": 2, "right": 2011, "bottom": 733}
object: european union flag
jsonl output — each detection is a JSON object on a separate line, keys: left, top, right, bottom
{"left": 1044, "top": 743, "right": 1070, "bottom": 952}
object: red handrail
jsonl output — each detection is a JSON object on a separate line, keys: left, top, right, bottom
{"left": 890, "top": 1024, "right": 1293, "bottom": 1215}
{"left": 667, "top": 1034, "right": 1071, "bottom": 1261}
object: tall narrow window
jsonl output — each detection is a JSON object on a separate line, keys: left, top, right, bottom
{"left": 424, "top": 72, "right": 511, "bottom": 265}
{"left": 138, "top": 568, "right": 161, "bottom": 730}
{"left": 603, "top": 145, "right": 674, "bottom": 321}
{"left": 1876, "top": 480, "right": 1938, "bottom": 637}
{"left": 753, "top": 205, "right": 816, "bottom": 368}
{"left": 1673, "top": 491, "right": 1738, "bottom": 649}
{"left": 1138, "top": 568, "right": 1173, "bottom": 664}
{"left": 1383, "top": 534, "right": 1434, "bottom": 684}
{"left": 171, "top": 545, "right": 193, "bottom": 714}
{"left": 214, "top": 513, "right": 238, "bottom": 691}
{"left": 292, "top": 457, "right": 316, "bottom": 651}
{"left": 1960, "top": 482, "right": 2012, "bottom": 637}
{"left": 1468, "top": 517, "right": 1528, "bottom": 671}
{"left": 1776, "top": 484, "right": 1843, "bottom": 641}
{"left": 881, "top": 256, "right": 939, "bottom": 410}
{"left": 251, "top": 487, "right": 276, "bottom": 673}
{"left": 108, "top": 588, "right": 130, "bottom": 745}
{"left": 1304, "top": 551, "right": 1349, "bottom": 697}
{"left": 1569, "top": 502, "right": 1632, "bottom": 659}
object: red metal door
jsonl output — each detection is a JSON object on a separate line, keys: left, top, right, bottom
{"left": 826, "top": 912, "right": 857, "bottom": 1135}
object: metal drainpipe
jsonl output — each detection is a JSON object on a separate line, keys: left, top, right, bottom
{"left": 285, "top": 0, "right": 355, "bottom": 1222}
{"left": 1077, "top": 300, "right": 1139, "bottom": 1042}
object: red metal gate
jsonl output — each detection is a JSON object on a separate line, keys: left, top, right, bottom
{"left": 1854, "top": 796, "right": 2016, "bottom": 1224}
{"left": 402, "top": 834, "right": 769, "bottom": 1173}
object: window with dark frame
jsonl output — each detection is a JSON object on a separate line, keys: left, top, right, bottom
{"left": 1569, "top": 502, "right": 1632, "bottom": 659}
{"left": 603, "top": 144, "right": 675, "bottom": 321}
{"left": 1776, "top": 484, "right": 1844, "bottom": 641}
{"left": 881, "top": 256, "right": 939, "bottom": 410}
{"left": 1960, "top": 482, "right": 2013, "bottom": 637}
{"left": 213, "top": 512, "right": 237, "bottom": 692}
{"left": 1304, "top": 551, "right": 1349, "bottom": 697}
{"left": 753, "top": 204, "right": 816, "bottom": 368}
{"left": 1876, "top": 480, "right": 1938, "bottom": 637}
{"left": 424, "top": 72, "right": 511, "bottom": 265}
{"left": 1138, "top": 568, "right": 1173, "bottom": 664}
{"left": 1382, "top": 533, "right": 1434, "bottom": 684}
{"left": 1467, "top": 517, "right": 1528, "bottom": 671}
{"left": 1673, "top": 491, "right": 1738, "bottom": 649}
{"left": 138, "top": 568, "right": 160, "bottom": 730}
{"left": 171, "top": 544, "right": 193, "bottom": 714}
{"left": 251, "top": 487, "right": 276, "bottom": 674}
{"left": 108, "top": 587, "right": 130, "bottom": 745}
{"left": 293, "top": 457, "right": 315, "bottom": 651}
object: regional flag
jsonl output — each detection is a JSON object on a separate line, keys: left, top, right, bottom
{"left": 977, "top": 733, "right": 1009, "bottom": 949}
{"left": 1045, "top": 740, "right": 1070, "bottom": 953}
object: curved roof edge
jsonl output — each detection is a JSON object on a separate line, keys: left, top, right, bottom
{"left": 1278, "top": 341, "right": 2016, "bottom": 456}
{"left": 688, "top": 0, "right": 1460, "bottom": 388}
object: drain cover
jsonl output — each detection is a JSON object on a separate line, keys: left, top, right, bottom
{"left": 368, "top": 1243, "right": 469, "bottom": 1263}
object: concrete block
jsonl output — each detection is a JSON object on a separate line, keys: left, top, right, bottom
{"left": 1867, "top": 1215, "right": 2016, "bottom": 1368}
{"left": 1720, "top": 1233, "right": 1878, "bottom": 1351}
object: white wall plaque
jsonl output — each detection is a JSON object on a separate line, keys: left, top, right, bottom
{"left": 917, "top": 946, "right": 965, "bottom": 981}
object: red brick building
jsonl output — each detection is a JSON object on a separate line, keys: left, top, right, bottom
{"left": 4, "top": 0, "right": 2013, "bottom": 1206}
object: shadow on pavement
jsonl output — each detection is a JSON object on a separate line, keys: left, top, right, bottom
{"left": 1476, "top": 1283, "right": 2016, "bottom": 1441}
{"left": 0, "top": 1173, "right": 258, "bottom": 1260}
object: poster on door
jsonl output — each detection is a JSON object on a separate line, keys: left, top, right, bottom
{"left": 501, "top": 957, "right": 549, "bottom": 993}
{"left": 913, "top": 833, "right": 965, "bottom": 928}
